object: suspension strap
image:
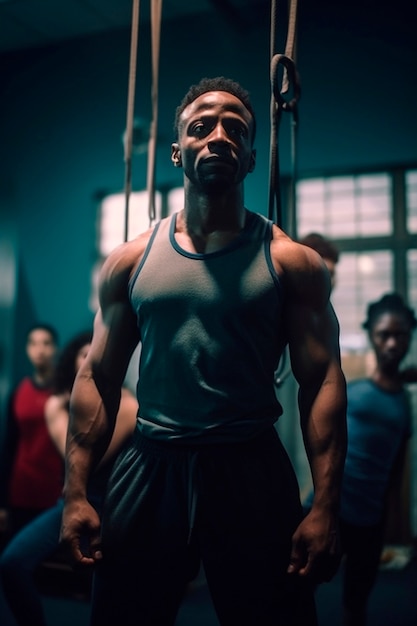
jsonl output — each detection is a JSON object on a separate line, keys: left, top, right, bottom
{"left": 146, "top": 0, "right": 163, "bottom": 226}
{"left": 268, "top": 0, "right": 301, "bottom": 236}
{"left": 123, "top": 0, "right": 163, "bottom": 241}
{"left": 124, "top": 0, "right": 140, "bottom": 242}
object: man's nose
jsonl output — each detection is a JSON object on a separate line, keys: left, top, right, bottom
{"left": 208, "top": 123, "right": 229, "bottom": 146}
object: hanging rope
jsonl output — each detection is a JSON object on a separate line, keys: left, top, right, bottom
{"left": 123, "top": 0, "right": 141, "bottom": 242}
{"left": 269, "top": 0, "right": 301, "bottom": 388}
{"left": 123, "top": 0, "right": 162, "bottom": 241}
{"left": 146, "top": 0, "right": 163, "bottom": 226}
{"left": 268, "top": 0, "right": 301, "bottom": 236}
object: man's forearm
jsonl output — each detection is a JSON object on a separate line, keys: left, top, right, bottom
{"left": 63, "top": 378, "right": 117, "bottom": 501}
{"left": 63, "top": 437, "right": 96, "bottom": 502}
{"left": 300, "top": 381, "right": 347, "bottom": 511}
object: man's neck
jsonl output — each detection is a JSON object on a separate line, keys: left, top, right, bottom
{"left": 176, "top": 205, "right": 247, "bottom": 254}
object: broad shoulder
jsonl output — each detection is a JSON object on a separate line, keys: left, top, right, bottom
{"left": 98, "top": 227, "right": 155, "bottom": 302}
{"left": 270, "top": 224, "right": 331, "bottom": 306}
{"left": 101, "top": 227, "right": 155, "bottom": 281}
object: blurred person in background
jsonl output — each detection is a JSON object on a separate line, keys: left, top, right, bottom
{"left": 0, "top": 324, "right": 61, "bottom": 544}
{"left": 338, "top": 293, "right": 415, "bottom": 626}
{"left": 0, "top": 330, "right": 138, "bottom": 626}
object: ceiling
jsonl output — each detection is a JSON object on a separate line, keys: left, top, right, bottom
{"left": 0, "top": 0, "right": 413, "bottom": 56}
{"left": 0, "top": 0, "right": 291, "bottom": 55}
{"left": 0, "top": 0, "right": 220, "bottom": 54}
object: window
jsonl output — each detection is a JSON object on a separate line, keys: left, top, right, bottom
{"left": 333, "top": 251, "right": 393, "bottom": 352}
{"left": 296, "top": 166, "right": 417, "bottom": 379}
{"left": 297, "top": 173, "right": 391, "bottom": 239}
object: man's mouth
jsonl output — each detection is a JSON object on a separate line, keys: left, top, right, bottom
{"left": 202, "top": 156, "right": 236, "bottom": 170}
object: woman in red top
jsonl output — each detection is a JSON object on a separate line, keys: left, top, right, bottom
{"left": 0, "top": 323, "right": 61, "bottom": 539}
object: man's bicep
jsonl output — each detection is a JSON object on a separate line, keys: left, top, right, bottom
{"left": 287, "top": 301, "right": 340, "bottom": 386}
{"left": 88, "top": 303, "right": 139, "bottom": 389}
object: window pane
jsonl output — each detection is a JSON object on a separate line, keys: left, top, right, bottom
{"left": 408, "top": 249, "right": 417, "bottom": 315}
{"left": 297, "top": 173, "right": 391, "bottom": 238}
{"left": 357, "top": 174, "right": 390, "bottom": 192}
{"left": 357, "top": 192, "right": 390, "bottom": 235}
{"left": 406, "top": 169, "right": 417, "bottom": 233}
{"left": 332, "top": 250, "right": 393, "bottom": 353}
{"left": 327, "top": 177, "right": 355, "bottom": 194}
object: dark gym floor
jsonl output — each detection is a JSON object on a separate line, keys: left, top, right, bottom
{"left": 39, "top": 550, "right": 416, "bottom": 626}
{"left": 1, "top": 548, "right": 416, "bottom": 626}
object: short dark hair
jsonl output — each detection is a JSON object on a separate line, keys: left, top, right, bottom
{"left": 52, "top": 330, "right": 93, "bottom": 394}
{"left": 173, "top": 76, "right": 256, "bottom": 142}
{"left": 299, "top": 232, "right": 340, "bottom": 264}
{"left": 362, "top": 293, "right": 417, "bottom": 331}
{"left": 26, "top": 323, "right": 59, "bottom": 345}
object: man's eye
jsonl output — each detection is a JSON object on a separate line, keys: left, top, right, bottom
{"left": 191, "top": 123, "right": 208, "bottom": 136}
{"left": 229, "top": 125, "right": 247, "bottom": 139}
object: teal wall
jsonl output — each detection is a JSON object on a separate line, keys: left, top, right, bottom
{"left": 1, "top": 9, "right": 416, "bottom": 381}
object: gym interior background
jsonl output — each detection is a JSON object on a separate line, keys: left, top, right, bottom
{"left": 0, "top": 0, "right": 416, "bottom": 620}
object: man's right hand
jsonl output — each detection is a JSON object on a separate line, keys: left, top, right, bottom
{"left": 60, "top": 498, "right": 102, "bottom": 565}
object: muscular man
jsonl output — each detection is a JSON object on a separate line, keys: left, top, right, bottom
{"left": 61, "top": 76, "right": 347, "bottom": 626}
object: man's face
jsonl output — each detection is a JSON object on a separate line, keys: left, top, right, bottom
{"left": 370, "top": 312, "right": 411, "bottom": 372}
{"left": 26, "top": 329, "right": 57, "bottom": 370}
{"left": 171, "top": 91, "right": 256, "bottom": 191}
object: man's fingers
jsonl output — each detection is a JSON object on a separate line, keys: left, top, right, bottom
{"left": 298, "top": 553, "right": 314, "bottom": 577}
{"left": 69, "top": 537, "right": 93, "bottom": 564}
{"left": 287, "top": 539, "right": 307, "bottom": 574}
{"left": 68, "top": 528, "right": 102, "bottom": 565}
{"left": 88, "top": 536, "right": 103, "bottom": 561}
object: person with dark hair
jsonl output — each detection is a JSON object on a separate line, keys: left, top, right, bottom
{"left": 48, "top": 330, "right": 93, "bottom": 394}
{"left": 338, "top": 292, "right": 416, "bottom": 626}
{"left": 61, "top": 76, "right": 347, "bottom": 626}
{"left": 0, "top": 330, "right": 138, "bottom": 626}
{"left": 0, "top": 324, "right": 61, "bottom": 543}
{"left": 299, "top": 233, "right": 340, "bottom": 292}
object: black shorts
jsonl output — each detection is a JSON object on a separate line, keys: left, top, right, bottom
{"left": 91, "top": 427, "right": 317, "bottom": 626}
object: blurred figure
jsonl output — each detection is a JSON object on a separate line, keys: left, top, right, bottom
{"left": 299, "top": 232, "right": 340, "bottom": 292}
{"left": 339, "top": 293, "right": 416, "bottom": 626}
{"left": 0, "top": 324, "right": 61, "bottom": 542}
{"left": 0, "top": 330, "right": 138, "bottom": 626}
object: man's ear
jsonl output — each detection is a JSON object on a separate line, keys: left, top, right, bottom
{"left": 171, "top": 143, "right": 182, "bottom": 167}
{"left": 248, "top": 149, "right": 256, "bottom": 173}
